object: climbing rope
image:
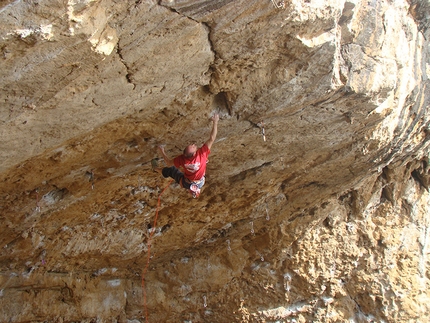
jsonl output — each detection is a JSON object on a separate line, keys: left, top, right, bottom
{"left": 141, "top": 179, "right": 173, "bottom": 323}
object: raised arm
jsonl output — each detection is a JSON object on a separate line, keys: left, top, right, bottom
{"left": 158, "top": 145, "right": 174, "bottom": 166}
{"left": 205, "top": 113, "right": 219, "bottom": 150}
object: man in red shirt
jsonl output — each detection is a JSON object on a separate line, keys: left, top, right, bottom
{"left": 152, "top": 114, "right": 219, "bottom": 198}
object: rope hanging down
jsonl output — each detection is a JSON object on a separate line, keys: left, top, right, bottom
{"left": 141, "top": 180, "right": 173, "bottom": 323}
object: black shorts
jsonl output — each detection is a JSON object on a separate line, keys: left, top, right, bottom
{"left": 162, "top": 166, "right": 191, "bottom": 189}
{"left": 161, "top": 166, "right": 205, "bottom": 190}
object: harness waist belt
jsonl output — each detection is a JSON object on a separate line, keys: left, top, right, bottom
{"left": 184, "top": 176, "right": 205, "bottom": 185}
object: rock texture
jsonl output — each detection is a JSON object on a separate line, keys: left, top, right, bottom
{"left": 0, "top": 0, "right": 429, "bottom": 322}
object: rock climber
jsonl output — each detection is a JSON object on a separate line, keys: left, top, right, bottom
{"left": 152, "top": 113, "right": 219, "bottom": 198}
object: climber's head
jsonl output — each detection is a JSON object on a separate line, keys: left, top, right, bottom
{"left": 184, "top": 144, "right": 197, "bottom": 159}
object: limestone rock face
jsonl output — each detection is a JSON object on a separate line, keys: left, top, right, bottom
{"left": 0, "top": 0, "right": 429, "bottom": 322}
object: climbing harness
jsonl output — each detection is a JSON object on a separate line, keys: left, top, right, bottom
{"left": 184, "top": 176, "right": 205, "bottom": 198}
{"left": 141, "top": 179, "right": 173, "bottom": 323}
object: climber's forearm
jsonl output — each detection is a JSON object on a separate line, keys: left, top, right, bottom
{"left": 158, "top": 146, "right": 174, "bottom": 166}
{"left": 205, "top": 114, "right": 219, "bottom": 150}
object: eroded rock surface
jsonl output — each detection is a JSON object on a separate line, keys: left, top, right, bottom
{"left": 0, "top": 0, "right": 429, "bottom": 322}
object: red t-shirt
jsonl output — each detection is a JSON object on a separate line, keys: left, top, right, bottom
{"left": 174, "top": 144, "right": 210, "bottom": 181}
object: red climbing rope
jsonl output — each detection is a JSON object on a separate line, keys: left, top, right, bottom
{"left": 142, "top": 180, "right": 172, "bottom": 323}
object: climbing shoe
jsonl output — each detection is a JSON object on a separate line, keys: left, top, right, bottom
{"left": 190, "top": 184, "right": 201, "bottom": 198}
